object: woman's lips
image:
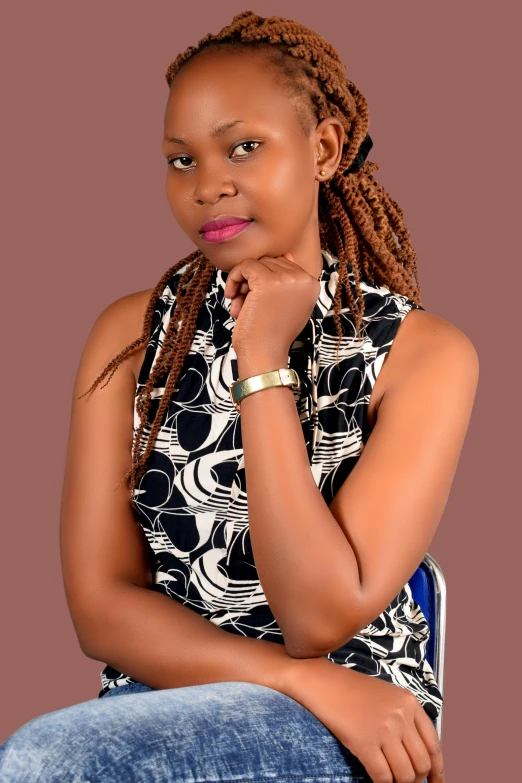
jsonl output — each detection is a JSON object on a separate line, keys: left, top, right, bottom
{"left": 200, "top": 220, "right": 253, "bottom": 243}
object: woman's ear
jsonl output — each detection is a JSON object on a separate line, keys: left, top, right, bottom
{"left": 314, "top": 117, "right": 345, "bottom": 180}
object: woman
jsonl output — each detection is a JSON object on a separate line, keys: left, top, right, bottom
{"left": 0, "top": 10, "right": 478, "bottom": 783}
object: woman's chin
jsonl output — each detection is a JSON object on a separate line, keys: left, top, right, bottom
{"left": 197, "top": 240, "right": 267, "bottom": 266}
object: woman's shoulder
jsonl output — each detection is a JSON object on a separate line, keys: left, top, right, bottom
{"left": 352, "top": 268, "right": 478, "bottom": 370}
{"left": 94, "top": 261, "right": 210, "bottom": 387}
{"left": 90, "top": 287, "right": 156, "bottom": 386}
{"left": 394, "top": 308, "right": 477, "bottom": 361}
{"left": 376, "top": 307, "right": 479, "bottom": 405}
{"left": 342, "top": 272, "right": 479, "bottom": 394}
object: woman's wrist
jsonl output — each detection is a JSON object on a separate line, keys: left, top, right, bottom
{"left": 270, "top": 649, "right": 333, "bottom": 699}
{"left": 236, "top": 351, "right": 289, "bottom": 380}
{"left": 245, "top": 636, "right": 322, "bottom": 697}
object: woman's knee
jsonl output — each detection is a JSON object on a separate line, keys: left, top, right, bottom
{"left": 0, "top": 681, "right": 358, "bottom": 782}
{"left": 0, "top": 693, "right": 157, "bottom": 781}
{"left": 0, "top": 684, "right": 277, "bottom": 782}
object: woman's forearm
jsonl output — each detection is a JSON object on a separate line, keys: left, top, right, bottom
{"left": 80, "top": 581, "right": 301, "bottom": 694}
{"left": 236, "top": 351, "right": 361, "bottom": 658}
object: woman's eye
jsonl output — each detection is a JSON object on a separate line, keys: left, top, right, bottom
{"left": 168, "top": 156, "right": 193, "bottom": 170}
{"left": 231, "top": 141, "right": 260, "bottom": 157}
{"left": 167, "top": 142, "right": 260, "bottom": 170}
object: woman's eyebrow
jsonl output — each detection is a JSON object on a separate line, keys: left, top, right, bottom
{"left": 163, "top": 119, "right": 246, "bottom": 146}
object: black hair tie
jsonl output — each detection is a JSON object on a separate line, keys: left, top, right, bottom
{"left": 343, "top": 133, "right": 373, "bottom": 175}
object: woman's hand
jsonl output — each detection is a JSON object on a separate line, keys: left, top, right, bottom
{"left": 223, "top": 252, "right": 320, "bottom": 360}
{"left": 280, "top": 656, "right": 444, "bottom": 783}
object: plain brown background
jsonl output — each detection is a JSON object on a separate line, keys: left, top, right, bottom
{"left": 1, "top": 0, "right": 518, "bottom": 778}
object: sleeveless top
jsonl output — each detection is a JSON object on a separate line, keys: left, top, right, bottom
{"left": 98, "top": 249, "right": 444, "bottom": 721}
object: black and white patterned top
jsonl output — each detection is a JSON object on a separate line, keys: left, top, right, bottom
{"left": 98, "top": 249, "right": 444, "bottom": 720}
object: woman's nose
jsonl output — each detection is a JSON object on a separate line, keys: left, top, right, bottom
{"left": 193, "top": 164, "right": 238, "bottom": 205}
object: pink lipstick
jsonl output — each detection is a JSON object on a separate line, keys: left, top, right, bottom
{"left": 199, "top": 217, "right": 253, "bottom": 243}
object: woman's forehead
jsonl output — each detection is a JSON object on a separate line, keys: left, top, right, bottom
{"left": 164, "top": 50, "right": 304, "bottom": 137}
{"left": 169, "top": 47, "right": 286, "bottom": 99}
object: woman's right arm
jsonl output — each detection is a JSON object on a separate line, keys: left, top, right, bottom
{"left": 59, "top": 289, "right": 295, "bottom": 693}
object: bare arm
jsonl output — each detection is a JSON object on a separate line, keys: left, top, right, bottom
{"left": 60, "top": 290, "right": 297, "bottom": 694}
{"left": 80, "top": 581, "right": 296, "bottom": 692}
{"left": 236, "top": 308, "right": 479, "bottom": 658}
{"left": 237, "top": 349, "right": 361, "bottom": 658}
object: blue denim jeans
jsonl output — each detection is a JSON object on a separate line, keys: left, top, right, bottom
{"left": 0, "top": 680, "right": 435, "bottom": 782}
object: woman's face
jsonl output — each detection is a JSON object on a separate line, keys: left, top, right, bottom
{"left": 162, "top": 48, "right": 332, "bottom": 275}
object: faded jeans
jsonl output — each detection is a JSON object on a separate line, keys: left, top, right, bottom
{"left": 0, "top": 680, "right": 436, "bottom": 782}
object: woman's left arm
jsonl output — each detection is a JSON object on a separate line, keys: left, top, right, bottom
{"left": 237, "top": 310, "right": 479, "bottom": 659}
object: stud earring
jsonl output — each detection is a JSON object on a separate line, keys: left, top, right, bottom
{"left": 319, "top": 170, "right": 326, "bottom": 176}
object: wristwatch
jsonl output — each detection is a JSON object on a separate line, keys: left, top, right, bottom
{"left": 229, "top": 368, "right": 301, "bottom": 412}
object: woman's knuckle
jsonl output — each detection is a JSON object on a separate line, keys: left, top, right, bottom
{"left": 382, "top": 719, "right": 401, "bottom": 738}
{"left": 404, "top": 691, "right": 419, "bottom": 709}
{"left": 390, "top": 705, "right": 409, "bottom": 726}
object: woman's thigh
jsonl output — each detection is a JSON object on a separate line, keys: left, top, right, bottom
{"left": 0, "top": 680, "right": 372, "bottom": 783}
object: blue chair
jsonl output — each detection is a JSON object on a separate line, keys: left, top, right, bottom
{"left": 408, "top": 553, "right": 447, "bottom": 742}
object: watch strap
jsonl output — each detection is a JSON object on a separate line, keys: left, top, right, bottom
{"left": 229, "top": 367, "right": 300, "bottom": 411}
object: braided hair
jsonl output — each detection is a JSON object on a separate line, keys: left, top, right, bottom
{"left": 79, "top": 10, "right": 422, "bottom": 507}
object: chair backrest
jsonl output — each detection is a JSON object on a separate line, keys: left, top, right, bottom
{"left": 408, "top": 552, "right": 447, "bottom": 741}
